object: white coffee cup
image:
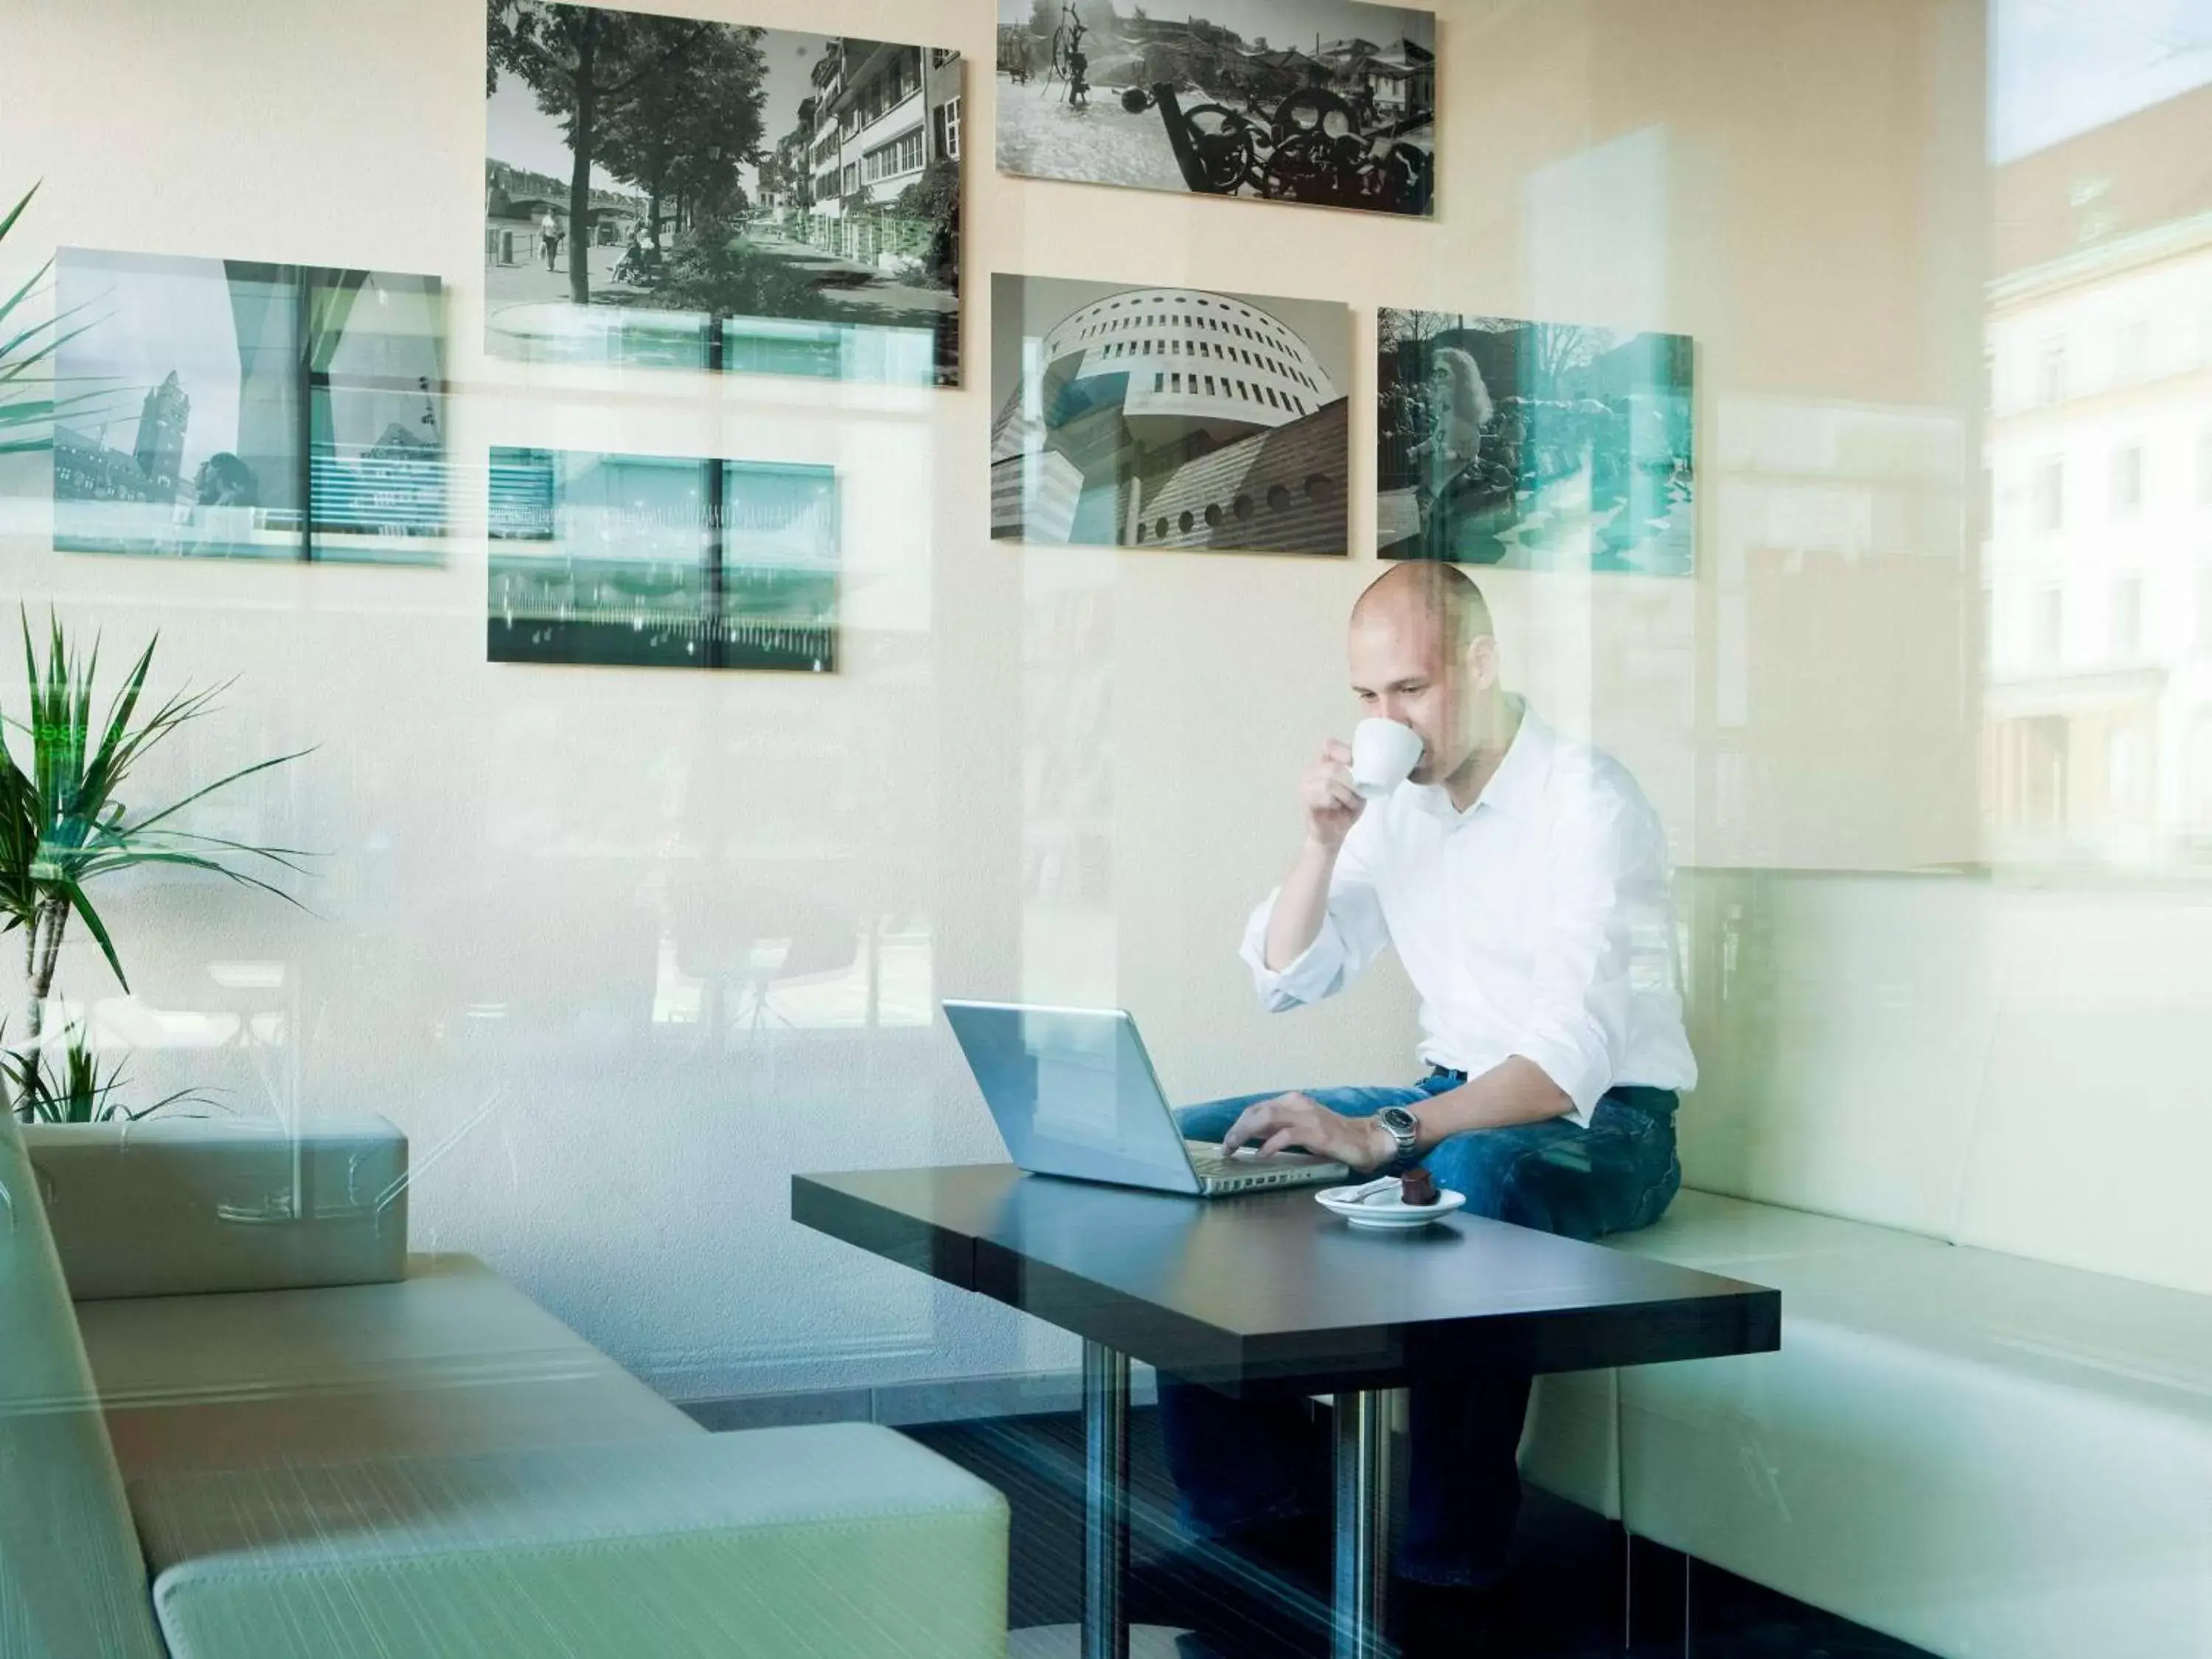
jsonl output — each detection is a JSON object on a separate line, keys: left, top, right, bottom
{"left": 1349, "top": 718, "right": 1424, "bottom": 799}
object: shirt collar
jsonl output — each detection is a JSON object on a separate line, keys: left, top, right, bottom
{"left": 1407, "top": 698, "right": 1551, "bottom": 826}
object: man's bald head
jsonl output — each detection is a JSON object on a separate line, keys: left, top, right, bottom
{"left": 1345, "top": 561, "right": 1500, "bottom": 788}
{"left": 1351, "top": 560, "right": 1494, "bottom": 659}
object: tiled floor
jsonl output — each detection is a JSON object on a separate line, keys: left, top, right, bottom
{"left": 902, "top": 1408, "right": 1935, "bottom": 1659}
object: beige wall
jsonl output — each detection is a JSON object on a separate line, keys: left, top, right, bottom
{"left": 0, "top": 0, "right": 1997, "bottom": 1398}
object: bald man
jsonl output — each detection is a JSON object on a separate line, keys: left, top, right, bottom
{"left": 1155, "top": 561, "right": 1696, "bottom": 1649}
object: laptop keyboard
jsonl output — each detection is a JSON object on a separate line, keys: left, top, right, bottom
{"left": 1184, "top": 1141, "right": 1335, "bottom": 1183}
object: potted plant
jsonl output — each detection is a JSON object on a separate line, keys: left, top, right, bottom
{"left": 0, "top": 613, "right": 310, "bottom": 1124}
{"left": 0, "top": 1010, "right": 210, "bottom": 1124}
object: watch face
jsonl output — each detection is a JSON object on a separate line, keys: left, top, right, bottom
{"left": 1379, "top": 1107, "right": 1417, "bottom": 1134}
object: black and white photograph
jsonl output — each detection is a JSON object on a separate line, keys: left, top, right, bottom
{"left": 992, "top": 274, "right": 1351, "bottom": 555}
{"left": 1377, "top": 309, "right": 1695, "bottom": 575}
{"left": 52, "top": 248, "right": 448, "bottom": 563}
{"left": 487, "top": 2, "right": 963, "bottom": 385}
{"left": 489, "top": 448, "right": 838, "bottom": 672}
{"left": 995, "top": 1, "right": 1434, "bottom": 218}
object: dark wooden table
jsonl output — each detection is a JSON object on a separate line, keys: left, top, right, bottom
{"left": 794, "top": 1165, "right": 1778, "bottom": 1659}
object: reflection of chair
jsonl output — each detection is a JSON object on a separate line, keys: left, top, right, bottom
{"left": 668, "top": 869, "right": 860, "bottom": 1040}
{"left": 76, "top": 883, "right": 316, "bottom": 1214}
{"left": 89, "top": 885, "right": 302, "bottom": 1071}
{"left": 605, "top": 563, "right": 690, "bottom": 601}
{"left": 430, "top": 891, "right": 660, "bottom": 1043}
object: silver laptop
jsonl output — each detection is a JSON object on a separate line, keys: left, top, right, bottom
{"left": 942, "top": 999, "right": 1349, "bottom": 1197}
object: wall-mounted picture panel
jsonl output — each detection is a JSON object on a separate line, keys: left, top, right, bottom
{"left": 995, "top": 1, "right": 1434, "bottom": 218}
{"left": 1377, "top": 310, "right": 1695, "bottom": 574}
{"left": 992, "top": 274, "right": 1351, "bottom": 555}
{"left": 489, "top": 448, "right": 838, "bottom": 672}
{"left": 52, "top": 249, "right": 447, "bottom": 562}
{"left": 487, "top": 4, "right": 963, "bottom": 385}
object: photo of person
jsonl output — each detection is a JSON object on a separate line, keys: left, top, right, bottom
{"left": 1377, "top": 310, "right": 1695, "bottom": 574}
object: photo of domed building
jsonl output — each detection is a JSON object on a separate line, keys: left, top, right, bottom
{"left": 991, "top": 276, "right": 1350, "bottom": 554}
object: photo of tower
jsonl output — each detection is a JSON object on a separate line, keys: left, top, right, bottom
{"left": 991, "top": 274, "right": 1351, "bottom": 554}
{"left": 52, "top": 248, "right": 448, "bottom": 561}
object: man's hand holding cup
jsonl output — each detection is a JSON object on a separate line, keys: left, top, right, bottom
{"left": 1300, "top": 739, "right": 1366, "bottom": 849}
{"left": 1301, "top": 720, "right": 1424, "bottom": 849}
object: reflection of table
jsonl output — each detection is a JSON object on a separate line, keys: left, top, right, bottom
{"left": 793, "top": 1165, "right": 1779, "bottom": 1659}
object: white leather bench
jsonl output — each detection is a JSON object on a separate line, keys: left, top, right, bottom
{"left": 1519, "top": 870, "right": 2212, "bottom": 1659}
{"left": 1, "top": 1115, "right": 1009, "bottom": 1659}
{"left": 1524, "top": 1189, "right": 2212, "bottom": 1659}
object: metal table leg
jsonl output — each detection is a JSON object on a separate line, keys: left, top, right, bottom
{"left": 1333, "top": 1388, "right": 1394, "bottom": 1659}
{"left": 1082, "top": 1340, "right": 1131, "bottom": 1659}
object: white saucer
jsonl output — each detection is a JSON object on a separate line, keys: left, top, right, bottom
{"left": 1316, "top": 1181, "right": 1467, "bottom": 1230}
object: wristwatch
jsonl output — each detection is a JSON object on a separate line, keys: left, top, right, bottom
{"left": 1373, "top": 1106, "right": 1421, "bottom": 1172}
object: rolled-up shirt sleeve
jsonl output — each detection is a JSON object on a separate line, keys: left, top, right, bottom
{"left": 1238, "top": 825, "right": 1390, "bottom": 1012}
{"left": 1511, "top": 788, "right": 1660, "bottom": 1127}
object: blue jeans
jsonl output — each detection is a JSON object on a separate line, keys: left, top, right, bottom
{"left": 1158, "top": 1074, "right": 1683, "bottom": 1587}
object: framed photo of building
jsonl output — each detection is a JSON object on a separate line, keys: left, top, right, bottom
{"left": 1377, "top": 310, "right": 1695, "bottom": 575}
{"left": 489, "top": 447, "right": 838, "bottom": 672}
{"left": 52, "top": 249, "right": 447, "bottom": 563}
{"left": 995, "top": 1, "right": 1433, "bottom": 218}
{"left": 487, "top": 4, "right": 963, "bottom": 386}
{"left": 992, "top": 274, "right": 1351, "bottom": 555}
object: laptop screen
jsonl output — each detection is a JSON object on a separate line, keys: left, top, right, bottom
{"left": 944, "top": 1002, "right": 1199, "bottom": 1192}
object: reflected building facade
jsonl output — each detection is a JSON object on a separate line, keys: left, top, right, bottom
{"left": 1984, "top": 82, "right": 2212, "bottom": 869}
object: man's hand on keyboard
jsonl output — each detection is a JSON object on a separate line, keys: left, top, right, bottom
{"left": 1220, "top": 1092, "right": 1394, "bottom": 1172}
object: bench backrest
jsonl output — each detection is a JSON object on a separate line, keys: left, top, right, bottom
{"left": 0, "top": 1113, "right": 164, "bottom": 1659}
{"left": 1677, "top": 868, "right": 2212, "bottom": 1298}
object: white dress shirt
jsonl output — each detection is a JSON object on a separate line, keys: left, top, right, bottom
{"left": 1241, "top": 700, "right": 1697, "bottom": 1127}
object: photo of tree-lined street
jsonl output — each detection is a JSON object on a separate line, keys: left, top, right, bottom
{"left": 486, "top": 1, "right": 963, "bottom": 385}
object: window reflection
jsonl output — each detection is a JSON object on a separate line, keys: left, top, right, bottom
{"left": 1983, "top": 45, "right": 2212, "bottom": 871}
{"left": 1021, "top": 559, "right": 1117, "bottom": 1006}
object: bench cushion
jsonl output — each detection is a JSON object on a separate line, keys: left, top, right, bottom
{"left": 1592, "top": 1189, "right": 2212, "bottom": 1659}
{"left": 77, "top": 1252, "right": 700, "bottom": 1479}
{"left": 133, "top": 1424, "right": 1009, "bottom": 1659}
{"left": 0, "top": 1115, "right": 165, "bottom": 1659}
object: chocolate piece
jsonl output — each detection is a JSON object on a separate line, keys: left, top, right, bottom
{"left": 1397, "top": 1168, "right": 1439, "bottom": 1207}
